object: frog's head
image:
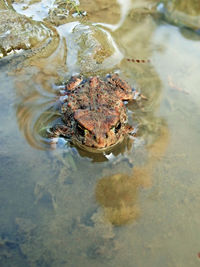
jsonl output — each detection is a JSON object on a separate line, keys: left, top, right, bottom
{"left": 73, "top": 105, "right": 133, "bottom": 151}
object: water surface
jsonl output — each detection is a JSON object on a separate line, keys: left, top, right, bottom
{"left": 0, "top": 0, "right": 200, "bottom": 266}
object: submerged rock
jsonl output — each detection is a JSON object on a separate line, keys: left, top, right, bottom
{"left": 57, "top": 23, "right": 123, "bottom": 74}
{"left": 0, "top": 9, "right": 56, "bottom": 59}
{"left": 157, "top": 1, "right": 200, "bottom": 31}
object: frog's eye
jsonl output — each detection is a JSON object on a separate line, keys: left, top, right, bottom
{"left": 110, "top": 121, "right": 122, "bottom": 134}
{"left": 114, "top": 122, "right": 121, "bottom": 134}
{"left": 77, "top": 124, "right": 85, "bottom": 137}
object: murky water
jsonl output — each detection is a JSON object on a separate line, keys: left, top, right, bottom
{"left": 0, "top": 0, "right": 200, "bottom": 266}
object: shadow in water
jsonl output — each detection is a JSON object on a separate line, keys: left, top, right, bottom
{"left": 95, "top": 125, "right": 169, "bottom": 225}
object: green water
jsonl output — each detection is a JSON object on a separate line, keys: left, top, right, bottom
{"left": 0, "top": 0, "right": 200, "bottom": 266}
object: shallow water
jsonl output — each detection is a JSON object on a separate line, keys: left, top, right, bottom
{"left": 0, "top": 0, "right": 200, "bottom": 266}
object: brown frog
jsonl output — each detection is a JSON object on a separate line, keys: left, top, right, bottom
{"left": 50, "top": 74, "right": 142, "bottom": 151}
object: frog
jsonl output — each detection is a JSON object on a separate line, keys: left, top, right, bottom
{"left": 49, "top": 74, "right": 142, "bottom": 151}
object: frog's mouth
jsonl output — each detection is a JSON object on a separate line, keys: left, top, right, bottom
{"left": 72, "top": 135, "right": 125, "bottom": 153}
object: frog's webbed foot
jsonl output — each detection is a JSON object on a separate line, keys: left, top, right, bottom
{"left": 48, "top": 125, "right": 72, "bottom": 148}
{"left": 132, "top": 89, "right": 148, "bottom": 101}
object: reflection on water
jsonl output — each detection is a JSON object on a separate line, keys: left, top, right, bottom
{"left": 13, "top": 0, "right": 55, "bottom": 21}
{"left": 94, "top": 0, "right": 132, "bottom": 31}
{"left": 1, "top": 0, "right": 200, "bottom": 266}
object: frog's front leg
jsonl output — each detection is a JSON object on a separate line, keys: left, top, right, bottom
{"left": 132, "top": 88, "right": 148, "bottom": 101}
{"left": 48, "top": 125, "right": 72, "bottom": 148}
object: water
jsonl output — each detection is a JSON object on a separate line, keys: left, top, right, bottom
{"left": 0, "top": 0, "right": 200, "bottom": 266}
